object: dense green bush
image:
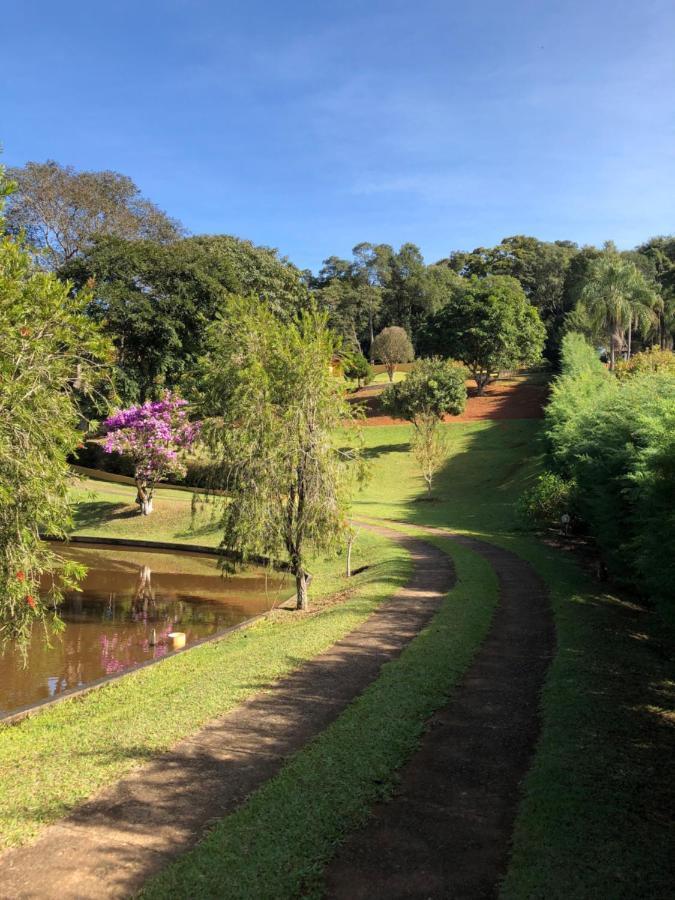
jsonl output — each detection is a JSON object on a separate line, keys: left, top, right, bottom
{"left": 342, "top": 350, "right": 374, "bottom": 388}
{"left": 517, "top": 472, "right": 575, "bottom": 529}
{"left": 540, "top": 333, "right": 675, "bottom": 605}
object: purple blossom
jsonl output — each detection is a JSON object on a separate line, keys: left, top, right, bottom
{"left": 103, "top": 392, "right": 201, "bottom": 489}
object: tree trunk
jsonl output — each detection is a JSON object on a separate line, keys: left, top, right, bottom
{"left": 346, "top": 536, "right": 353, "bottom": 578}
{"left": 295, "top": 570, "right": 309, "bottom": 610}
{"left": 627, "top": 317, "right": 632, "bottom": 360}
{"left": 136, "top": 479, "right": 154, "bottom": 516}
{"left": 474, "top": 372, "right": 489, "bottom": 395}
{"left": 387, "top": 364, "right": 395, "bottom": 382}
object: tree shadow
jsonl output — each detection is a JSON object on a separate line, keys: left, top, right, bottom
{"left": 361, "top": 442, "right": 410, "bottom": 460}
{"left": 73, "top": 501, "right": 139, "bottom": 530}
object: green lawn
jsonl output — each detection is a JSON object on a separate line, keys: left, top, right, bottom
{"left": 5, "top": 416, "right": 673, "bottom": 898}
{"left": 352, "top": 419, "right": 543, "bottom": 533}
{"left": 141, "top": 536, "right": 498, "bottom": 900}
{"left": 70, "top": 477, "right": 220, "bottom": 546}
{"left": 138, "top": 419, "right": 671, "bottom": 898}
{"left": 0, "top": 529, "right": 410, "bottom": 850}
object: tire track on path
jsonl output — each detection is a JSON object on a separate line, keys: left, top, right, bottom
{"left": 0, "top": 525, "right": 454, "bottom": 900}
{"left": 324, "top": 525, "right": 554, "bottom": 900}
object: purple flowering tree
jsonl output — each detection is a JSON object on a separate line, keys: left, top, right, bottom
{"left": 103, "top": 393, "right": 201, "bottom": 515}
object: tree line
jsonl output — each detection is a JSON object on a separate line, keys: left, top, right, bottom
{"left": 1, "top": 158, "right": 673, "bottom": 646}
{"left": 5, "top": 160, "right": 675, "bottom": 405}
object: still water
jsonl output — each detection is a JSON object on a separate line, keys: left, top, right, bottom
{"left": 0, "top": 542, "right": 289, "bottom": 717}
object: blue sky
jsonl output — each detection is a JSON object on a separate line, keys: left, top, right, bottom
{"left": 2, "top": 0, "right": 673, "bottom": 270}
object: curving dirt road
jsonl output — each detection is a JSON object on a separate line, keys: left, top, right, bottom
{"left": 0, "top": 527, "right": 454, "bottom": 900}
{"left": 323, "top": 526, "right": 554, "bottom": 899}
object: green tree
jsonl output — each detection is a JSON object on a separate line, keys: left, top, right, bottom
{"left": 421, "top": 275, "right": 545, "bottom": 392}
{"left": 636, "top": 236, "right": 675, "bottom": 349}
{"left": 382, "top": 358, "right": 466, "bottom": 493}
{"left": 577, "top": 254, "right": 658, "bottom": 369}
{"left": 342, "top": 350, "right": 374, "bottom": 388}
{"left": 314, "top": 246, "right": 384, "bottom": 352}
{"left": 63, "top": 233, "right": 309, "bottom": 403}
{"left": 0, "top": 168, "right": 112, "bottom": 650}
{"left": 443, "top": 235, "right": 579, "bottom": 361}
{"left": 198, "top": 298, "right": 363, "bottom": 610}
{"left": 62, "top": 236, "right": 238, "bottom": 403}
{"left": 6, "top": 160, "right": 182, "bottom": 269}
{"left": 186, "top": 235, "right": 310, "bottom": 319}
{"left": 371, "top": 326, "right": 415, "bottom": 381}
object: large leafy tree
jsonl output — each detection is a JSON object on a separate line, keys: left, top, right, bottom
{"left": 577, "top": 254, "right": 658, "bottom": 369}
{"left": 421, "top": 275, "right": 545, "bottom": 392}
{"left": 0, "top": 168, "right": 112, "bottom": 650}
{"left": 314, "top": 242, "right": 458, "bottom": 354}
{"left": 314, "top": 246, "right": 385, "bottom": 352}
{"left": 636, "top": 236, "right": 675, "bottom": 348}
{"left": 444, "top": 235, "right": 578, "bottom": 317}
{"left": 198, "top": 298, "right": 363, "bottom": 610}
{"left": 186, "top": 235, "right": 310, "bottom": 320}
{"left": 6, "top": 160, "right": 182, "bottom": 269}
{"left": 62, "top": 236, "right": 238, "bottom": 403}
{"left": 371, "top": 326, "right": 415, "bottom": 381}
{"left": 382, "top": 359, "right": 466, "bottom": 493}
{"left": 62, "top": 233, "right": 309, "bottom": 404}
{"left": 444, "top": 235, "right": 579, "bottom": 361}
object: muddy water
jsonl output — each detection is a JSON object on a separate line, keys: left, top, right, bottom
{"left": 0, "top": 543, "right": 289, "bottom": 717}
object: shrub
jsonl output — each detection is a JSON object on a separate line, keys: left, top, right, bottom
{"left": 382, "top": 358, "right": 466, "bottom": 493}
{"left": 541, "top": 333, "right": 675, "bottom": 608}
{"left": 615, "top": 347, "right": 675, "bottom": 380}
{"left": 517, "top": 472, "right": 575, "bottom": 529}
{"left": 342, "top": 351, "right": 374, "bottom": 388}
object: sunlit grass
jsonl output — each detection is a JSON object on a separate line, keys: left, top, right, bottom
{"left": 0, "top": 530, "right": 410, "bottom": 851}
{"left": 141, "top": 536, "right": 498, "bottom": 900}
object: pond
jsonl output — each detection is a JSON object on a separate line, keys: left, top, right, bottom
{"left": 0, "top": 542, "right": 290, "bottom": 718}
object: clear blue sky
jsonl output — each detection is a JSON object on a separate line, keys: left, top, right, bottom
{"left": 2, "top": 0, "right": 673, "bottom": 271}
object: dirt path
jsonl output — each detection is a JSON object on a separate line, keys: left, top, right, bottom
{"left": 350, "top": 377, "right": 547, "bottom": 424}
{"left": 0, "top": 527, "right": 454, "bottom": 900}
{"left": 323, "top": 527, "right": 554, "bottom": 899}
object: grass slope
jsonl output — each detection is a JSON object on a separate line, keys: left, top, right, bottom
{"left": 497, "top": 534, "right": 675, "bottom": 899}
{"left": 353, "top": 423, "right": 674, "bottom": 897}
{"left": 0, "top": 531, "right": 409, "bottom": 850}
{"left": 140, "top": 420, "right": 673, "bottom": 898}
{"left": 353, "top": 419, "right": 542, "bottom": 532}
{"left": 8, "top": 412, "right": 673, "bottom": 897}
{"left": 140, "top": 537, "right": 498, "bottom": 900}
{"left": 70, "top": 477, "right": 221, "bottom": 546}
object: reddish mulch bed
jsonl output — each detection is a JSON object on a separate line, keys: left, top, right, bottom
{"left": 348, "top": 378, "right": 547, "bottom": 425}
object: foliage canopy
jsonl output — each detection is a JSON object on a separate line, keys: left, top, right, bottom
{"left": 6, "top": 160, "right": 181, "bottom": 269}
{"left": 421, "top": 275, "right": 545, "bottom": 392}
{"left": 198, "top": 298, "right": 364, "bottom": 609}
{"left": 0, "top": 168, "right": 112, "bottom": 649}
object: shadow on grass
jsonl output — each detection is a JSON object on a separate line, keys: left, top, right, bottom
{"left": 362, "top": 441, "right": 410, "bottom": 459}
{"left": 356, "top": 419, "right": 545, "bottom": 534}
{"left": 73, "top": 501, "right": 138, "bottom": 530}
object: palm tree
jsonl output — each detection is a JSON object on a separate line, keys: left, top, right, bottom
{"left": 579, "top": 255, "right": 658, "bottom": 368}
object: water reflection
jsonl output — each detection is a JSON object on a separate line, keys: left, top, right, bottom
{"left": 0, "top": 543, "right": 288, "bottom": 717}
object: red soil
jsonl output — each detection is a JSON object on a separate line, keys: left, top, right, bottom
{"left": 348, "top": 377, "right": 548, "bottom": 425}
